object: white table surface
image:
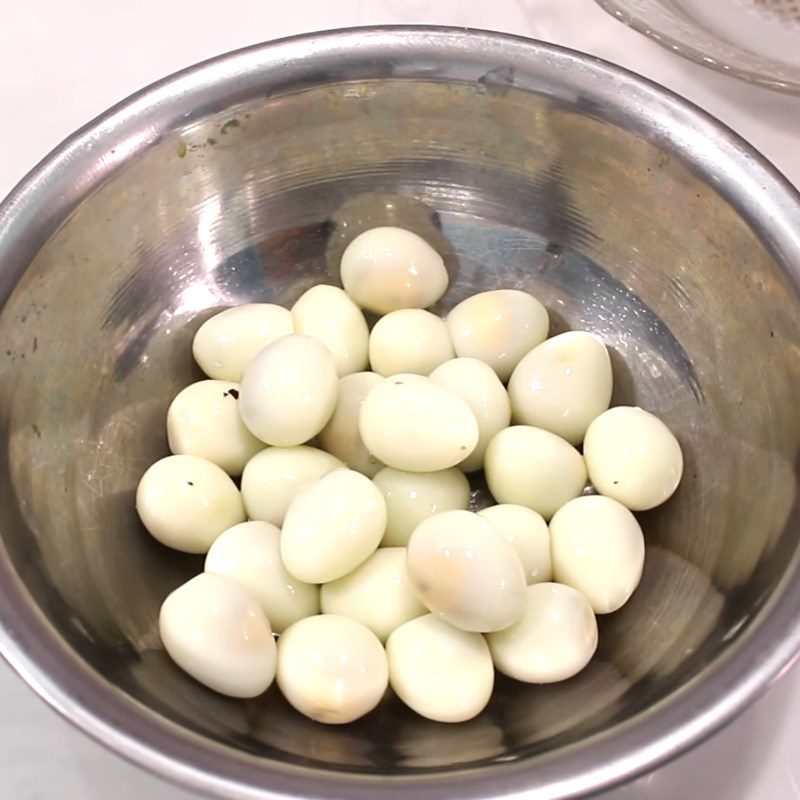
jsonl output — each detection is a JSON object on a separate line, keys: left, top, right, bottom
{"left": 2, "top": 1, "right": 800, "bottom": 798}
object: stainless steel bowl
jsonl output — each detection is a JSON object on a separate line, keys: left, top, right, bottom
{"left": 1, "top": 26, "right": 799, "bottom": 800}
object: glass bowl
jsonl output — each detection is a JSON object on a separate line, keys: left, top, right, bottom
{"left": 595, "top": 0, "right": 800, "bottom": 93}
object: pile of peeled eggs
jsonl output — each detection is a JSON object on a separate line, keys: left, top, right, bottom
{"left": 136, "top": 225, "right": 683, "bottom": 725}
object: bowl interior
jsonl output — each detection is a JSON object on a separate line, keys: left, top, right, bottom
{"left": 1, "top": 49, "right": 800, "bottom": 785}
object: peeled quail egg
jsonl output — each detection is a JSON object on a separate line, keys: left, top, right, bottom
{"left": 159, "top": 573, "right": 276, "bottom": 698}
{"left": 204, "top": 521, "right": 319, "bottom": 633}
{"left": 317, "top": 372, "right": 384, "bottom": 477}
{"left": 478, "top": 504, "right": 552, "bottom": 584}
{"left": 429, "top": 358, "right": 510, "bottom": 472}
{"left": 240, "top": 445, "right": 343, "bottom": 527}
{"left": 446, "top": 289, "right": 549, "bottom": 382}
{"left": 359, "top": 376, "right": 479, "bottom": 472}
{"left": 486, "top": 582, "right": 597, "bottom": 683}
{"left": 407, "top": 509, "right": 527, "bottom": 632}
{"left": 291, "top": 284, "right": 369, "bottom": 377}
{"left": 281, "top": 468, "right": 386, "bottom": 583}
{"left": 136, "top": 454, "right": 245, "bottom": 553}
{"left": 340, "top": 226, "right": 449, "bottom": 314}
{"left": 372, "top": 466, "right": 471, "bottom": 547}
{"left": 320, "top": 548, "right": 426, "bottom": 641}
{"left": 583, "top": 406, "right": 683, "bottom": 510}
{"left": 484, "top": 426, "right": 587, "bottom": 519}
{"left": 277, "top": 614, "right": 388, "bottom": 724}
{"left": 239, "top": 334, "right": 338, "bottom": 446}
{"left": 192, "top": 303, "right": 293, "bottom": 381}
{"left": 166, "top": 380, "right": 263, "bottom": 475}
{"left": 550, "top": 495, "right": 645, "bottom": 613}
{"left": 369, "top": 309, "right": 455, "bottom": 377}
{"left": 386, "top": 614, "right": 493, "bottom": 723}
{"left": 508, "top": 330, "right": 612, "bottom": 445}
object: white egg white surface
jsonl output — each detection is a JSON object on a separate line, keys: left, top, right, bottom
{"left": 373, "top": 466, "right": 471, "bottom": 547}
{"left": 429, "top": 357, "right": 511, "bottom": 472}
{"left": 386, "top": 614, "right": 493, "bottom": 723}
{"left": 277, "top": 614, "right": 388, "bottom": 724}
{"left": 369, "top": 309, "right": 454, "bottom": 377}
{"left": 508, "top": 330, "right": 612, "bottom": 445}
{"left": 239, "top": 334, "right": 338, "bottom": 446}
{"left": 446, "top": 289, "right": 549, "bottom": 382}
{"left": 240, "top": 445, "right": 343, "bottom": 527}
{"left": 487, "top": 582, "right": 597, "bottom": 683}
{"left": 317, "top": 371, "right": 384, "bottom": 477}
{"left": 192, "top": 303, "right": 293, "bottom": 381}
{"left": 340, "top": 226, "right": 448, "bottom": 314}
{"left": 136, "top": 454, "right": 245, "bottom": 553}
{"left": 281, "top": 468, "right": 386, "bottom": 583}
{"left": 484, "top": 425, "right": 587, "bottom": 519}
{"left": 159, "top": 573, "right": 276, "bottom": 698}
{"left": 320, "top": 548, "right": 426, "bottom": 641}
{"left": 291, "top": 284, "right": 369, "bottom": 377}
{"left": 406, "top": 509, "right": 527, "bottom": 632}
{"left": 550, "top": 495, "right": 645, "bottom": 613}
{"left": 204, "top": 520, "right": 319, "bottom": 633}
{"left": 583, "top": 406, "right": 683, "bottom": 510}
{"left": 478, "top": 503, "right": 552, "bottom": 584}
{"left": 166, "top": 380, "right": 263, "bottom": 475}
{"left": 359, "top": 376, "right": 479, "bottom": 472}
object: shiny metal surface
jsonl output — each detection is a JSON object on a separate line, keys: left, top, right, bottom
{"left": 0, "top": 25, "right": 799, "bottom": 800}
